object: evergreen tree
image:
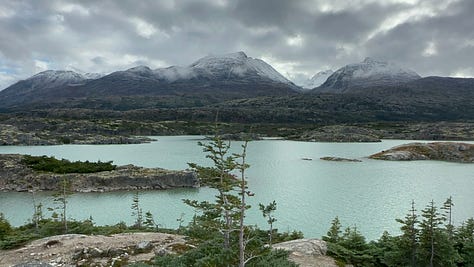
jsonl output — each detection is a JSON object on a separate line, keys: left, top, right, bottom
{"left": 395, "top": 200, "right": 419, "bottom": 267}
{"left": 144, "top": 211, "right": 158, "bottom": 230}
{"left": 185, "top": 135, "right": 254, "bottom": 266}
{"left": 0, "top": 213, "right": 12, "bottom": 240}
{"left": 418, "top": 200, "right": 457, "bottom": 267}
{"left": 323, "top": 216, "right": 342, "bottom": 243}
{"left": 186, "top": 136, "right": 241, "bottom": 250}
{"left": 48, "top": 178, "right": 72, "bottom": 233}
{"left": 442, "top": 196, "right": 454, "bottom": 239}
{"left": 454, "top": 218, "right": 474, "bottom": 265}
{"left": 30, "top": 189, "right": 44, "bottom": 233}
{"left": 259, "top": 200, "right": 277, "bottom": 247}
{"left": 131, "top": 191, "right": 143, "bottom": 228}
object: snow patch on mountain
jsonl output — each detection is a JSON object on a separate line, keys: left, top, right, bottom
{"left": 27, "top": 70, "right": 89, "bottom": 88}
{"left": 351, "top": 58, "right": 419, "bottom": 78}
{"left": 319, "top": 57, "right": 421, "bottom": 91}
{"left": 300, "top": 70, "right": 334, "bottom": 89}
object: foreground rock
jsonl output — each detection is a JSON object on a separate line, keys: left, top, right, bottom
{"left": 369, "top": 142, "right": 474, "bottom": 163}
{"left": 293, "top": 125, "right": 381, "bottom": 142}
{"left": 273, "top": 239, "right": 338, "bottom": 267}
{"left": 0, "top": 233, "right": 187, "bottom": 266}
{"left": 0, "top": 154, "right": 199, "bottom": 192}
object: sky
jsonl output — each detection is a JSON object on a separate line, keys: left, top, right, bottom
{"left": 0, "top": 0, "right": 473, "bottom": 89}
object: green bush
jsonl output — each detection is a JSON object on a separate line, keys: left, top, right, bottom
{"left": 22, "top": 155, "right": 116, "bottom": 174}
{"left": 0, "top": 213, "right": 12, "bottom": 239}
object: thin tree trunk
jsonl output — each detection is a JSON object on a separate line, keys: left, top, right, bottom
{"left": 32, "top": 190, "right": 39, "bottom": 232}
{"left": 430, "top": 221, "right": 434, "bottom": 267}
{"left": 239, "top": 141, "right": 248, "bottom": 267}
{"left": 411, "top": 200, "right": 416, "bottom": 267}
{"left": 269, "top": 221, "right": 273, "bottom": 247}
{"left": 218, "top": 142, "right": 231, "bottom": 250}
{"left": 63, "top": 181, "right": 68, "bottom": 233}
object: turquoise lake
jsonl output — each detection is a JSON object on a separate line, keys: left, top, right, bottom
{"left": 1, "top": 136, "right": 473, "bottom": 240}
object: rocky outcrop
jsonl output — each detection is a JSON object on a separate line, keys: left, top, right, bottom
{"left": 369, "top": 142, "right": 474, "bottom": 163}
{"left": 292, "top": 125, "right": 381, "bottom": 142}
{"left": 0, "top": 154, "right": 199, "bottom": 192}
{"left": 1, "top": 233, "right": 187, "bottom": 266}
{"left": 273, "top": 239, "right": 338, "bottom": 267}
{"left": 320, "top": 157, "right": 362, "bottom": 162}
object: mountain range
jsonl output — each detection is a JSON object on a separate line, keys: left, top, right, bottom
{"left": 0, "top": 52, "right": 472, "bottom": 122}
{"left": 0, "top": 52, "right": 299, "bottom": 109}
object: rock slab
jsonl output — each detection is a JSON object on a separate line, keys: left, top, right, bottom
{"left": 0, "top": 154, "right": 199, "bottom": 192}
{"left": 369, "top": 142, "right": 474, "bottom": 163}
{"left": 273, "top": 239, "right": 338, "bottom": 267}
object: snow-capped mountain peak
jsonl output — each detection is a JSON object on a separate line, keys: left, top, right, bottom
{"left": 319, "top": 58, "right": 421, "bottom": 91}
{"left": 27, "top": 70, "right": 89, "bottom": 88}
{"left": 187, "top": 51, "right": 293, "bottom": 85}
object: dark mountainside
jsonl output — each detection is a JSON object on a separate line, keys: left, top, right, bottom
{"left": 0, "top": 54, "right": 473, "bottom": 124}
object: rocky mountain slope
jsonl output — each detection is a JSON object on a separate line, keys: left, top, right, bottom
{"left": 300, "top": 70, "right": 333, "bottom": 89}
{"left": 316, "top": 57, "right": 420, "bottom": 92}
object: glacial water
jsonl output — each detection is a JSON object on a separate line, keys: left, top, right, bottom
{"left": 1, "top": 136, "right": 473, "bottom": 240}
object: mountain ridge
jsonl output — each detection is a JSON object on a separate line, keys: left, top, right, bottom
{"left": 0, "top": 52, "right": 300, "bottom": 108}
{"left": 315, "top": 57, "right": 421, "bottom": 93}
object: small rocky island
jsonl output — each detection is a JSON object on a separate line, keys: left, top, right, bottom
{"left": 0, "top": 154, "right": 199, "bottom": 192}
{"left": 369, "top": 142, "right": 474, "bottom": 163}
{"left": 320, "top": 156, "right": 362, "bottom": 162}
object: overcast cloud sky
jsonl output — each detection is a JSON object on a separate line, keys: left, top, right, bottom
{"left": 0, "top": 0, "right": 473, "bottom": 89}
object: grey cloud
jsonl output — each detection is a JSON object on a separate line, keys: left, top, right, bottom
{"left": 0, "top": 0, "right": 473, "bottom": 90}
{"left": 365, "top": 0, "right": 474, "bottom": 76}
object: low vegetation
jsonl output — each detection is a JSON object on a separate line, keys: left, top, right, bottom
{"left": 21, "top": 155, "right": 116, "bottom": 174}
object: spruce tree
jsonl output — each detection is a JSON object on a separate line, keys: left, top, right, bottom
{"left": 185, "top": 135, "right": 252, "bottom": 266}
{"left": 442, "top": 196, "right": 454, "bottom": 239}
{"left": 419, "top": 200, "right": 457, "bottom": 267}
{"left": 259, "top": 200, "right": 277, "bottom": 247}
{"left": 131, "top": 191, "right": 143, "bottom": 228}
{"left": 48, "top": 178, "right": 72, "bottom": 233}
{"left": 454, "top": 218, "right": 474, "bottom": 265}
{"left": 395, "top": 200, "right": 419, "bottom": 267}
{"left": 323, "top": 216, "right": 342, "bottom": 243}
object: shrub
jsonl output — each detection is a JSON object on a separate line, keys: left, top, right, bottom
{"left": 22, "top": 155, "right": 116, "bottom": 174}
